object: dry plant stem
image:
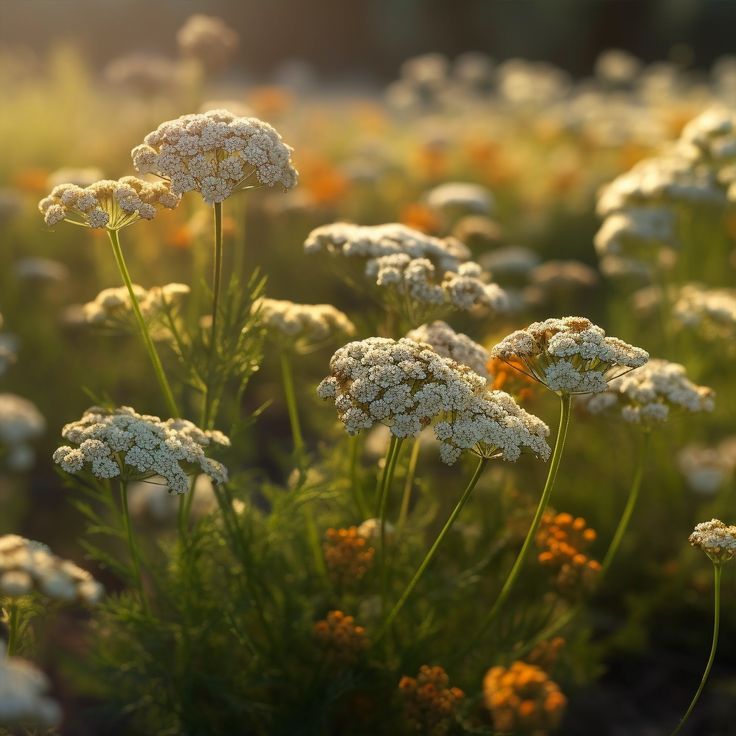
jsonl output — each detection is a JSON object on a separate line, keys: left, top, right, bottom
{"left": 378, "top": 456, "right": 488, "bottom": 640}
{"left": 397, "top": 438, "right": 422, "bottom": 533}
{"left": 671, "top": 563, "right": 722, "bottom": 736}
{"left": 107, "top": 229, "right": 179, "bottom": 418}
{"left": 472, "top": 392, "right": 572, "bottom": 644}
{"left": 120, "top": 479, "right": 148, "bottom": 612}
{"left": 279, "top": 350, "right": 305, "bottom": 460}
{"left": 203, "top": 201, "right": 223, "bottom": 429}
{"left": 6, "top": 603, "right": 19, "bottom": 656}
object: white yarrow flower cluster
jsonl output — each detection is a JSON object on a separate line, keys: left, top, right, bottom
{"left": 38, "top": 177, "right": 180, "bottom": 230}
{"left": 177, "top": 14, "right": 239, "bottom": 72}
{"left": 673, "top": 283, "right": 736, "bottom": 339}
{"left": 585, "top": 359, "right": 714, "bottom": 424}
{"left": 406, "top": 321, "right": 490, "bottom": 377}
{"left": 0, "top": 394, "right": 45, "bottom": 471}
{"left": 256, "top": 298, "right": 355, "bottom": 347}
{"left": 53, "top": 406, "right": 229, "bottom": 495}
{"left": 132, "top": 109, "right": 298, "bottom": 203}
{"left": 492, "top": 317, "right": 648, "bottom": 394}
{"left": 317, "top": 337, "right": 486, "bottom": 439}
{"left": 689, "top": 519, "right": 736, "bottom": 563}
{"left": 425, "top": 181, "right": 495, "bottom": 216}
{"left": 0, "top": 535, "right": 103, "bottom": 604}
{"left": 0, "top": 650, "right": 61, "bottom": 728}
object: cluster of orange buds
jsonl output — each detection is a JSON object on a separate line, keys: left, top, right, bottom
{"left": 525, "top": 637, "right": 565, "bottom": 672}
{"left": 536, "top": 511, "right": 601, "bottom": 594}
{"left": 487, "top": 356, "right": 537, "bottom": 402}
{"left": 313, "top": 610, "right": 369, "bottom": 667}
{"left": 322, "top": 527, "right": 375, "bottom": 586}
{"left": 398, "top": 665, "right": 464, "bottom": 735}
{"left": 483, "top": 661, "right": 567, "bottom": 734}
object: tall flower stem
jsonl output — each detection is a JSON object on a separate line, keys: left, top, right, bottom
{"left": 377, "top": 436, "right": 403, "bottom": 612}
{"left": 349, "top": 435, "right": 369, "bottom": 518}
{"left": 6, "top": 603, "right": 19, "bottom": 656}
{"left": 279, "top": 350, "right": 305, "bottom": 461}
{"left": 203, "top": 201, "right": 223, "bottom": 429}
{"left": 378, "top": 457, "right": 488, "bottom": 640}
{"left": 471, "top": 393, "right": 572, "bottom": 645}
{"left": 120, "top": 479, "right": 148, "bottom": 611}
{"left": 397, "top": 438, "right": 422, "bottom": 533}
{"left": 671, "top": 563, "right": 722, "bottom": 736}
{"left": 107, "top": 229, "right": 179, "bottom": 418}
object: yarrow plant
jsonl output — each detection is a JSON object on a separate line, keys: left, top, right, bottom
{"left": 0, "top": 394, "right": 45, "bottom": 472}
{"left": 406, "top": 320, "right": 490, "bottom": 377}
{"left": 0, "top": 649, "right": 61, "bottom": 729}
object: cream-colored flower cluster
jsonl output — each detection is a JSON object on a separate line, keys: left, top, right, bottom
{"left": 53, "top": 406, "right": 229, "bottom": 495}
{"left": 81, "top": 283, "right": 189, "bottom": 330}
{"left": 0, "top": 650, "right": 60, "bottom": 729}
{"left": 585, "top": 359, "right": 714, "bottom": 424}
{"left": 131, "top": 109, "right": 298, "bottom": 203}
{"left": 689, "top": 519, "right": 736, "bottom": 563}
{"left": 317, "top": 337, "right": 486, "bottom": 439}
{"left": 304, "top": 222, "right": 470, "bottom": 273}
{"left": 406, "top": 321, "right": 490, "bottom": 377}
{"left": 678, "top": 440, "right": 736, "bottom": 494}
{"left": 673, "top": 283, "right": 736, "bottom": 339}
{"left": 0, "top": 535, "right": 102, "bottom": 603}
{"left": 177, "top": 14, "right": 239, "bottom": 72}
{"left": 256, "top": 298, "right": 355, "bottom": 347}
{"left": 0, "top": 394, "right": 45, "bottom": 472}
{"left": 0, "top": 315, "right": 16, "bottom": 378}
{"left": 491, "top": 317, "right": 648, "bottom": 394}
{"left": 38, "top": 177, "right": 180, "bottom": 230}
{"left": 425, "top": 181, "right": 495, "bottom": 216}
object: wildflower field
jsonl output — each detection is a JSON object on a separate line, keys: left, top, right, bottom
{"left": 3, "top": 5, "right": 736, "bottom": 735}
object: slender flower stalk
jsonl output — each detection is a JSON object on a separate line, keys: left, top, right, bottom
{"left": 279, "top": 350, "right": 305, "bottom": 460}
{"left": 471, "top": 393, "right": 572, "bottom": 644}
{"left": 203, "top": 201, "right": 223, "bottom": 429}
{"left": 108, "top": 230, "right": 179, "bottom": 418}
{"left": 119, "top": 479, "right": 147, "bottom": 610}
{"left": 6, "top": 603, "right": 19, "bottom": 656}
{"left": 397, "top": 438, "right": 422, "bottom": 532}
{"left": 378, "top": 456, "right": 488, "bottom": 639}
{"left": 377, "top": 436, "right": 403, "bottom": 612}
{"left": 671, "top": 563, "right": 721, "bottom": 735}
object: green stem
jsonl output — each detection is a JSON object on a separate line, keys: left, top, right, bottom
{"left": 203, "top": 201, "right": 223, "bottom": 429}
{"left": 120, "top": 480, "right": 147, "bottom": 611}
{"left": 108, "top": 229, "right": 179, "bottom": 418}
{"left": 378, "top": 456, "right": 488, "bottom": 639}
{"left": 279, "top": 350, "right": 305, "bottom": 460}
{"left": 671, "top": 563, "right": 722, "bottom": 736}
{"left": 397, "top": 438, "right": 422, "bottom": 533}
{"left": 472, "top": 392, "right": 572, "bottom": 644}
{"left": 349, "top": 435, "right": 369, "bottom": 518}
{"left": 377, "top": 436, "right": 403, "bottom": 613}
{"left": 6, "top": 603, "right": 19, "bottom": 656}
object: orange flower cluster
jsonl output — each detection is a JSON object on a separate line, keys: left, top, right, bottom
{"left": 313, "top": 610, "right": 368, "bottom": 666}
{"left": 323, "top": 527, "right": 375, "bottom": 586}
{"left": 483, "top": 661, "right": 566, "bottom": 735}
{"left": 398, "top": 665, "right": 464, "bottom": 735}
{"left": 400, "top": 202, "right": 441, "bottom": 234}
{"left": 525, "top": 637, "right": 565, "bottom": 671}
{"left": 487, "top": 357, "right": 537, "bottom": 402}
{"left": 536, "top": 512, "right": 601, "bottom": 594}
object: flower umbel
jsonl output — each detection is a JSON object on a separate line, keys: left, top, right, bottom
{"left": 0, "top": 650, "right": 61, "bottom": 728}
{"left": 53, "top": 406, "right": 229, "bottom": 494}
{"left": 491, "top": 316, "right": 648, "bottom": 394}
{"left": 689, "top": 519, "right": 736, "bottom": 564}
{"left": 322, "top": 527, "right": 375, "bottom": 586}
{"left": 407, "top": 320, "right": 490, "bottom": 377}
{"left": 313, "top": 610, "right": 369, "bottom": 667}
{"left": 398, "top": 665, "right": 464, "bottom": 736}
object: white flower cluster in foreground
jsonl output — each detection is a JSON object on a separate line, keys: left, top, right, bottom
{"left": 0, "top": 649, "right": 60, "bottom": 729}
{"left": 0, "top": 535, "right": 102, "bottom": 603}
{"left": 38, "top": 177, "right": 180, "bottom": 229}
{"left": 81, "top": 283, "right": 190, "bottom": 329}
{"left": 673, "top": 283, "right": 736, "bottom": 339}
{"left": 256, "top": 298, "right": 355, "bottom": 346}
{"left": 366, "top": 255, "right": 507, "bottom": 317}
{"left": 407, "top": 321, "right": 490, "bottom": 377}
{"left": 53, "top": 406, "right": 229, "bottom": 494}
{"left": 318, "top": 337, "right": 550, "bottom": 465}
{"left": 492, "top": 317, "right": 648, "bottom": 394}
{"left": 585, "top": 359, "right": 714, "bottom": 424}
{"left": 132, "top": 109, "right": 298, "bottom": 203}
{"left": 689, "top": 519, "right": 736, "bottom": 563}
{"left": 434, "top": 390, "right": 550, "bottom": 465}
{"left": 304, "top": 222, "right": 470, "bottom": 272}
{"left": 0, "top": 394, "right": 45, "bottom": 471}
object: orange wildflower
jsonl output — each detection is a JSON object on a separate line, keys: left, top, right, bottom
{"left": 322, "top": 527, "right": 375, "bottom": 586}
{"left": 400, "top": 202, "right": 441, "bottom": 234}
{"left": 399, "top": 665, "right": 464, "bottom": 735}
{"left": 313, "top": 610, "right": 368, "bottom": 667}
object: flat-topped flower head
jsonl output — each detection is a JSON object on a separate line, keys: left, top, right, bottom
{"left": 433, "top": 389, "right": 551, "bottom": 465}
{"left": 425, "top": 181, "right": 495, "bottom": 217}
{"left": 177, "top": 15, "right": 239, "bottom": 72}
{"left": 38, "top": 176, "right": 180, "bottom": 230}
{"left": 407, "top": 321, "right": 490, "bottom": 377}
{"left": 491, "top": 317, "right": 648, "bottom": 395}
{"left": 317, "top": 337, "right": 486, "bottom": 439}
{"left": 673, "top": 284, "right": 736, "bottom": 340}
{"left": 689, "top": 519, "right": 736, "bottom": 563}
{"left": 399, "top": 665, "right": 464, "bottom": 736}
{"left": 53, "top": 406, "right": 229, "bottom": 495}
{"left": 132, "top": 109, "right": 298, "bottom": 203}
{"left": 304, "top": 222, "right": 470, "bottom": 273}
{"left": 0, "top": 534, "right": 103, "bottom": 603}
{"left": 0, "top": 650, "right": 61, "bottom": 728}
{"left": 255, "top": 298, "right": 355, "bottom": 350}
{"left": 313, "top": 611, "right": 368, "bottom": 667}
{"left": 0, "top": 394, "right": 45, "bottom": 471}
{"left": 585, "top": 358, "right": 714, "bottom": 425}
